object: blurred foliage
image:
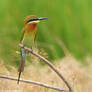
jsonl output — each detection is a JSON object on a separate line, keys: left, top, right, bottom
{"left": 0, "top": 0, "right": 92, "bottom": 66}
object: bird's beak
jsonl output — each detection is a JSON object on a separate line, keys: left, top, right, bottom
{"left": 38, "top": 17, "right": 48, "bottom": 20}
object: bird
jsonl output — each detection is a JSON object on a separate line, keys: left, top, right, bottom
{"left": 17, "top": 15, "right": 48, "bottom": 84}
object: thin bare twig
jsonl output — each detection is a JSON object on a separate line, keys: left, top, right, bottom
{"left": 19, "top": 44, "right": 74, "bottom": 92}
{"left": 0, "top": 75, "right": 68, "bottom": 92}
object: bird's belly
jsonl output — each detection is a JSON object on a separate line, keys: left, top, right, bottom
{"left": 23, "top": 32, "right": 35, "bottom": 47}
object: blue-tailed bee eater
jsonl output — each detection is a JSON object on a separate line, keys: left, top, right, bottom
{"left": 17, "top": 15, "right": 48, "bottom": 84}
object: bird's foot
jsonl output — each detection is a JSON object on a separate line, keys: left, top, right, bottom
{"left": 31, "top": 47, "right": 33, "bottom": 52}
{"left": 26, "top": 46, "right": 33, "bottom": 56}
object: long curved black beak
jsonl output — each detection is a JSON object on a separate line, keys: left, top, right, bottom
{"left": 38, "top": 17, "right": 48, "bottom": 20}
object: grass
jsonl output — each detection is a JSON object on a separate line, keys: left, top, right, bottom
{"left": 0, "top": 56, "right": 92, "bottom": 92}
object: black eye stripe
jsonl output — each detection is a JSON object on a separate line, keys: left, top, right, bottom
{"left": 27, "top": 18, "right": 39, "bottom": 23}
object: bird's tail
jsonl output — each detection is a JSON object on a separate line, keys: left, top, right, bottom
{"left": 17, "top": 47, "right": 26, "bottom": 84}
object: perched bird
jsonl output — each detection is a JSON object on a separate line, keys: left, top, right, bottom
{"left": 17, "top": 15, "right": 48, "bottom": 84}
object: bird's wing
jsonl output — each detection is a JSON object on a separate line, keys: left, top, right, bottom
{"left": 20, "top": 30, "right": 25, "bottom": 43}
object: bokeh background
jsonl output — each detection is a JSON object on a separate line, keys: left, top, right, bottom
{"left": 0, "top": 0, "right": 92, "bottom": 92}
{"left": 0, "top": 0, "right": 92, "bottom": 66}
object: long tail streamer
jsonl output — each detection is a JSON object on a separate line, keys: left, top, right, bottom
{"left": 17, "top": 47, "right": 26, "bottom": 84}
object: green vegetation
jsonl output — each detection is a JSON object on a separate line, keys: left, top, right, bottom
{"left": 0, "top": 0, "right": 92, "bottom": 65}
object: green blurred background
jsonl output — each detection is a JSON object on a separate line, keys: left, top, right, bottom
{"left": 0, "top": 0, "right": 92, "bottom": 66}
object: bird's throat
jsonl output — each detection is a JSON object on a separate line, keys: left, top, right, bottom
{"left": 24, "top": 23, "right": 37, "bottom": 34}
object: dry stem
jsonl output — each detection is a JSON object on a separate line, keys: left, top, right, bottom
{"left": 19, "top": 44, "right": 74, "bottom": 92}
{"left": 0, "top": 75, "right": 68, "bottom": 92}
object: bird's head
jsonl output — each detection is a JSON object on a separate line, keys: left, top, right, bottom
{"left": 24, "top": 15, "right": 48, "bottom": 32}
{"left": 24, "top": 15, "right": 48, "bottom": 25}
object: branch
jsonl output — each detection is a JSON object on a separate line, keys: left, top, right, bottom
{"left": 19, "top": 44, "right": 74, "bottom": 92}
{"left": 0, "top": 75, "right": 68, "bottom": 92}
